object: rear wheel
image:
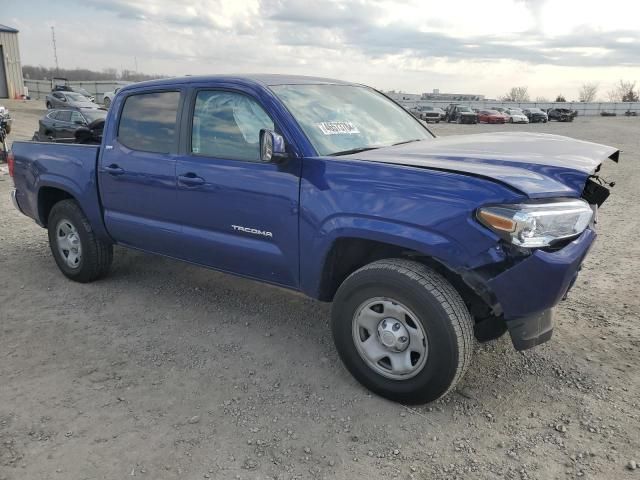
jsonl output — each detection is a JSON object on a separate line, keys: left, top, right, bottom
{"left": 103, "top": 97, "right": 111, "bottom": 108}
{"left": 46, "top": 101, "right": 52, "bottom": 109}
{"left": 47, "top": 200, "right": 113, "bottom": 282}
{"left": 331, "top": 259, "right": 474, "bottom": 404}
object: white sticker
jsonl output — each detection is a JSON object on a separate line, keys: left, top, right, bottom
{"left": 316, "top": 121, "right": 360, "bottom": 135}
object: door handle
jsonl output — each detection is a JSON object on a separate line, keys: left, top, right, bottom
{"left": 104, "top": 164, "right": 125, "bottom": 175}
{"left": 178, "top": 173, "right": 205, "bottom": 186}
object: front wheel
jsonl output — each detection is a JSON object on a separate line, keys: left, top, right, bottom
{"left": 104, "top": 97, "right": 111, "bottom": 108}
{"left": 331, "top": 259, "right": 474, "bottom": 404}
{"left": 47, "top": 200, "right": 113, "bottom": 282}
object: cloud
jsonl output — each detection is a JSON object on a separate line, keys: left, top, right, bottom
{"left": 261, "top": 0, "right": 640, "bottom": 67}
{"left": 8, "top": 0, "right": 640, "bottom": 98}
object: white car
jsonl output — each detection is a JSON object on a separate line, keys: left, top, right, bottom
{"left": 102, "top": 87, "right": 121, "bottom": 108}
{"left": 504, "top": 108, "right": 529, "bottom": 124}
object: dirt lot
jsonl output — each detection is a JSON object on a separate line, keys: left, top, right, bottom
{"left": 1, "top": 100, "right": 638, "bottom": 480}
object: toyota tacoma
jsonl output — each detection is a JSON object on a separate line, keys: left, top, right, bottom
{"left": 9, "top": 75, "right": 619, "bottom": 403}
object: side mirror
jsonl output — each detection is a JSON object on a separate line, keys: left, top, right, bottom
{"left": 259, "top": 129, "right": 287, "bottom": 162}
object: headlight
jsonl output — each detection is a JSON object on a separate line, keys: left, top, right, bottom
{"left": 477, "top": 199, "right": 593, "bottom": 247}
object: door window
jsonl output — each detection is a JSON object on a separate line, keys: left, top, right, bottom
{"left": 56, "top": 110, "right": 72, "bottom": 122}
{"left": 70, "top": 111, "right": 85, "bottom": 124}
{"left": 191, "top": 91, "right": 274, "bottom": 162}
{"left": 117, "top": 91, "right": 181, "bottom": 154}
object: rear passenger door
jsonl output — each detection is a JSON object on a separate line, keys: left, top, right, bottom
{"left": 99, "top": 89, "right": 185, "bottom": 256}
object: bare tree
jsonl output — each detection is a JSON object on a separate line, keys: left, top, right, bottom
{"left": 535, "top": 96, "right": 549, "bottom": 102}
{"left": 620, "top": 80, "right": 638, "bottom": 102}
{"left": 555, "top": 94, "right": 566, "bottom": 102}
{"left": 606, "top": 80, "right": 639, "bottom": 102}
{"left": 579, "top": 82, "right": 598, "bottom": 102}
{"left": 500, "top": 86, "right": 530, "bottom": 102}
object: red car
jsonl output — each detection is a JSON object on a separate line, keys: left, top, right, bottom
{"left": 478, "top": 110, "right": 507, "bottom": 124}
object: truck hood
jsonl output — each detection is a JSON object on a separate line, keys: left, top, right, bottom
{"left": 347, "top": 132, "right": 619, "bottom": 198}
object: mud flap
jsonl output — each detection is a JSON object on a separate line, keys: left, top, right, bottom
{"left": 506, "top": 309, "right": 554, "bottom": 351}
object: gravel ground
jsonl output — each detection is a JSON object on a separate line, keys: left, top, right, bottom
{"left": 0, "top": 100, "right": 639, "bottom": 480}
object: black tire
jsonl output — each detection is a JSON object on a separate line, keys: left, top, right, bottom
{"left": 47, "top": 200, "right": 113, "bottom": 283}
{"left": 103, "top": 97, "right": 111, "bottom": 108}
{"left": 46, "top": 101, "right": 52, "bottom": 110}
{"left": 331, "top": 259, "right": 474, "bottom": 404}
{"left": 4, "top": 124, "right": 10, "bottom": 134}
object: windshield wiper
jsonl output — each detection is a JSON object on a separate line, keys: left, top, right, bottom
{"left": 392, "top": 139, "right": 423, "bottom": 146}
{"left": 329, "top": 146, "right": 380, "bottom": 156}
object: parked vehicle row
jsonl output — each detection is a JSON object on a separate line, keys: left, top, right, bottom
{"left": 407, "top": 103, "right": 593, "bottom": 125}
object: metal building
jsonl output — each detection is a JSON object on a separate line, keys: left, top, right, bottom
{"left": 0, "top": 24, "right": 24, "bottom": 99}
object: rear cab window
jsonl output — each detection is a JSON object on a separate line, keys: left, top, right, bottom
{"left": 117, "top": 91, "right": 181, "bottom": 154}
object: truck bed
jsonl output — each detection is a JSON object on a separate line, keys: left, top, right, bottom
{"left": 11, "top": 141, "right": 107, "bottom": 238}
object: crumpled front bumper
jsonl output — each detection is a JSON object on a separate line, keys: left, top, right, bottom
{"left": 486, "top": 228, "right": 597, "bottom": 350}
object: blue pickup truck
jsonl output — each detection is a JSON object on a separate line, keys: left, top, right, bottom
{"left": 9, "top": 75, "right": 619, "bottom": 403}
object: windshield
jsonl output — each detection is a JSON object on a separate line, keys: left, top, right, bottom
{"left": 81, "top": 109, "right": 107, "bottom": 123}
{"left": 270, "top": 84, "right": 431, "bottom": 156}
{"left": 508, "top": 109, "right": 523, "bottom": 114}
{"left": 529, "top": 108, "right": 544, "bottom": 113}
{"left": 66, "top": 92, "right": 89, "bottom": 102}
{"left": 422, "top": 106, "right": 434, "bottom": 111}
{"left": 457, "top": 106, "right": 472, "bottom": 112}
{"left": 75, "top": 88, "right": 91, "bottom": 96}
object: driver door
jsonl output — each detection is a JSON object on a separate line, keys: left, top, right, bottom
{"left": 174, "top": 88, "right": 301, "bottom": 288}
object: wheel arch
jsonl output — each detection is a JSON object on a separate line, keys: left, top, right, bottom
{"left": 37, "top": 185, "right": 76, "bottom": 227}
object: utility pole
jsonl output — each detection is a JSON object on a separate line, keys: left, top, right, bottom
{"left": 51, "top": 26, "right": 59, "bottom": 75}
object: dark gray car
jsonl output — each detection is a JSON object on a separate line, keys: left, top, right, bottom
{"left": 45, "top": 91, "right": 100, "bottom": 110}
{"left": 34, "top": 108, "right": 107, "bottom": 142}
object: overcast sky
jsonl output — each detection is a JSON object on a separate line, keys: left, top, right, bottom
{"left": 4, "top": 0, "right": 640, "bottom": 99}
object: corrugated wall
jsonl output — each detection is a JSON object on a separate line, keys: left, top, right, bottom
{"left": 0, "top": 31, "right": 24, "bottom": 99}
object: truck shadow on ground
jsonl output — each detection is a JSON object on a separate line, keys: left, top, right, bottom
{"left": 99, "top": 247, "right": 540, "bottom": 408}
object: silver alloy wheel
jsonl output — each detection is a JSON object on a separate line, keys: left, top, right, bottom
{"left": 352, "top": 297, "right": 428, "bottom": 380}
{"left": 55, "top": 219, "right": 82, "bottom": 269}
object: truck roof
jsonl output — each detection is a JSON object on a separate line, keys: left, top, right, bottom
{"left": 119, "top": 74, "right": 358, "bottom": 93}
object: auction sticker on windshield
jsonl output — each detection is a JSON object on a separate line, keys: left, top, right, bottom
{"left": 317, "top": 121, "right": 360, "bottom": 135}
